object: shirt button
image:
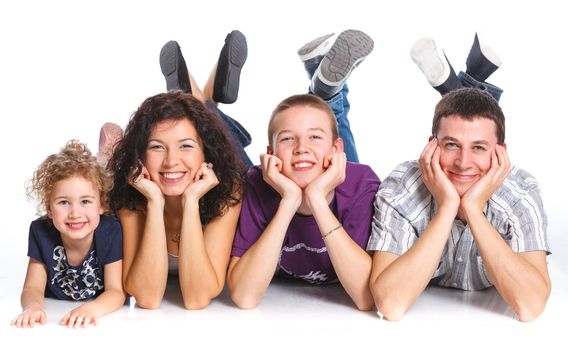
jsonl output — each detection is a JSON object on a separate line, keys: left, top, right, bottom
{"left": 457, "top": 257, "right": 463, "bottom": 262}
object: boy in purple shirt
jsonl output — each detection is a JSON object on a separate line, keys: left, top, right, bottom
{"left": 227, "top": 30, "right": 380, "bottom": 310}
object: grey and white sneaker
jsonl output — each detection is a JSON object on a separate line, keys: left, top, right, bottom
{"left": 298, "top": 33, "right": 336, "bottom": 78}
{"left": 410, "top": 37, "right": 461, "bottom": 95}
{"left": 310, "top": 29, "right": 374, "bottom": 99}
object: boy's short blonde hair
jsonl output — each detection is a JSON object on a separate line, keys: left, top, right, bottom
{"left": 27, "top": 140, "right": 113, "bottom": 215}
{"left": 267, "top": 94, "right": 339, "bottom": 149}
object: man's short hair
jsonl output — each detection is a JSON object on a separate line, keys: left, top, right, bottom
{"left": 433, "top": 88, "right": 505, "bottom": 144}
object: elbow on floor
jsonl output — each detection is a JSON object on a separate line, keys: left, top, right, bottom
{"left": 133, "top": 296, "right": 162, "bottom": 310}
{"left": 183, "top": 296, "right": 212, "bottom": 310}
{"left": 353, "top": 299, "right": 374, "bottom": 312}
{"left": 374, "top": 297, "right": 407, "bottom": 321}
{"left": 230, "top": 293, "right": 261, "bottom": 310}
{"left": 515, "top": 302, "right": 546, "bottom": 322}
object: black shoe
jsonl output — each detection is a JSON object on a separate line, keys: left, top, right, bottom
{"left": 213, "top": 30, "right": 247, "bottom": 104}
{"left": 159, "top": 40, "right": 192, "bottom": 93}
{"left": 465, "top": 33, "right": 503, "bottom": 82}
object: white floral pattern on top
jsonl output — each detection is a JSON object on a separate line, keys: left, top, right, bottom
{"left": 50, "top": 246, "right": 103, "bottom": 300}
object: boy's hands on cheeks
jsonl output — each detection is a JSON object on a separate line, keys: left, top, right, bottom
{"left": 460, "top": 145, "right": 510, "bottom": 216}
{"left": 11, "top": 306, "right": 47, "bottom": 328}
{"left": 129, "top": 165, "right": 164, "bottom": 204}
{"left": 60, "top": 304, "right": 97, "bottom": 328}
{"left": 182, "top": 162, "right": 219, "bottom": 205}
{"left": 305, "top": 152, "right": 346, "bottom": 209}
{"left": 260, "top": 154, "right": 302, "bottom": 207}
{"left": 420, "top": 139, "right": 460, "bottom": 212}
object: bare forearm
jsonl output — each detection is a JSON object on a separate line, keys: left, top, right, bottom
{"left": 325, "top": 231, "right": 374, "bottom": 310}
{"left": 371, "top": 207, "right": 455, "bottom": 320}
{"left": 178, "top": 202, "right": 222, "bottom": 309}
{"left": 465, "top": 209, "right": 551, "bottom": 321}
{"left": 124, "top": 201, "right": 168, "bottom": 307}
{"left": 85, "top": 289, "right": 127, "bottom": 318}
{"left": 21, "top": 288, "right": 45, "bottom": 310}
{"left": 309, "top": 199, "right": 373, "bottom": 310}
{"left": 229, "top": 200, "right": 297, "bottom": 308}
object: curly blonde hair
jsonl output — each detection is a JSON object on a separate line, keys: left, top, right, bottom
{"left": 26, "top": 140, "right": 114, "bottom": 215}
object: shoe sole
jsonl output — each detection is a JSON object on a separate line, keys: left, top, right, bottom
{"left": 297, "top": 33, "right": 336, "bottom": 61}
{"left": 213, "top": 30, "right": 247, "bottom": 104}
{"left": 97, "top": 122, "right": 124, "bottom": 165}
{"left": 317, "top": 29, "right": 374, "bottom": 87}
{"left": 159, "top": 41, "right": 191, "bottom": 93}
{"left": 410, "top": 37, "right": 452, "bottom": 87}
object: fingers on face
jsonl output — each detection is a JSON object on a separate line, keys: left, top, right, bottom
{"left": 420, "top": 139, "right": 438, "bottom": 169}
{"left": 129, "top": 163, "right": 150, "bottom": 185}
{"left": 199, "top": 162, "right": 218, "bottom": 184}
{"left": 420, "top": 140, "right": 439, "bottom": 178}
{"left": 494, "top": 145, "right": 511, "bottom": 180}
{"left": 266, "top": 154, "right": 282, "bottom": 172}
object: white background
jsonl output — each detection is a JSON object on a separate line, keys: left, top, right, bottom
{"left": 1, "top": 0, "right": 566, "bottom": 348}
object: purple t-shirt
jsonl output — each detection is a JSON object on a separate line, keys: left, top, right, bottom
{"left": 232, "top": 162, "right": 380, "bottom": 284}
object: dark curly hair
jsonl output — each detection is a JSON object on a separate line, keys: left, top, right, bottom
{"left": 109, "top": 92, "right": 247, "bottom": 224}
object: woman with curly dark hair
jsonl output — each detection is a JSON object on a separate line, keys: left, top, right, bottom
{"left": 107, "top": 31, "right": 249, "bottom": 310}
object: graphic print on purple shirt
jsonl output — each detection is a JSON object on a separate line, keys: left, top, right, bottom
{"left": 232, "top": 162, "right": 380, "bottom": 284}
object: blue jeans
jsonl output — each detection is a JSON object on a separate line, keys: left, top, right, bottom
{"left": 458, "top": 71, "right": 503, "bottom": 102}
{"left": 324, "top": 84, "right": 359, "bottom": 163}
{"left": 205, "top": 101, "right": 253, "bottom": 168}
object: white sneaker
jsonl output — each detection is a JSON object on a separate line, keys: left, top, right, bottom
{"left": 410, "top": 37, "right": 450, "bottom": 87}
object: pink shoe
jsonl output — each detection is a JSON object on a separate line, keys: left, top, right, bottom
{"left": 97, "top": 122, "right": 123, "bottom": 167}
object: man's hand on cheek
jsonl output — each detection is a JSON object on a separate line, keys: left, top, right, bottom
{"left": 461, "top": 145, "right": 510, "bottom": 212}
{"left": 420, "top": 139, "right": 460, "bottom": 210}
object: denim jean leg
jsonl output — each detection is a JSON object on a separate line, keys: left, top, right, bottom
{"left": 325, "top": 84, "right": 359, "bottom": 163}
{"left": 205, "top": 101, "right": 253, "bottom": 168}
{"left": 458, "top": 71, "right": 503, "bottom": 102}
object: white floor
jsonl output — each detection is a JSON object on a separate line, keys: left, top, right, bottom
{"left": 2, "top": 246, "right": 567, "bottom": 348}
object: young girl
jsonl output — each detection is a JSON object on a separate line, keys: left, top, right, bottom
{"left": 227, "top": 30, "right": 380, "bottom": 310}
{"left": 11, "top": 140, "right": 125, "bottom": 328}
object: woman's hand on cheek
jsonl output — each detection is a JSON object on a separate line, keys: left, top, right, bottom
{"left": 129, "top": 165, "right": 164, "bottom": 202}
{"left": 183, "top": 162, "right": 219, "bottom": 204}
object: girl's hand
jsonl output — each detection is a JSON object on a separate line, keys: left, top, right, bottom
{"left": 60, "top": 305, "right": 97, "bottom": 328}
{"left": 11, "top": 306, "right": 47, "bottom": 328}
{"left": 182, "top": 162, "right": 220, "bottom": 204}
